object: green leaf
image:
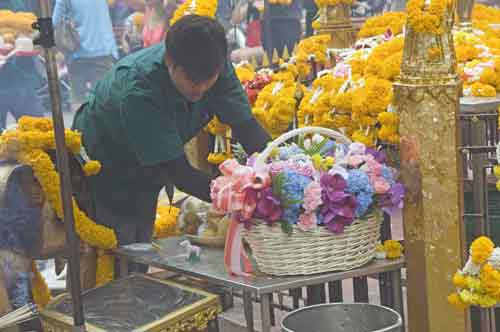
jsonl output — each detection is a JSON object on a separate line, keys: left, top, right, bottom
{"left": 272, "top": 173, "right": 284, "bottom": 199}
{"left": 280, "top": 220, "right": 294, "bottom": 236}
{"left": 306, "top": 137, "right": 329, "bottom": 156}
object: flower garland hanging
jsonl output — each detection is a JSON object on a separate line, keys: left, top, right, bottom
{"left": 170, "top": 0, "right": 218, "bottom": 26}
{"left": 357, "top": 12, "right": 407, "bottom": 38}
{"left": 206, "top": 117, "right": 232, "bottom": 165}
{"left": 295, "top": 35, "right": 331, "bottom": 78}
{"left": 154, "top": 205, "right": 181, "bottom": 238}
{"left": 406, "top": 0, "right": 447, "bottom": 35}
{"left": 252, "top": 78, "right": 298, "bottom": 138}
{"left": 448, "top": 236, "right": 500, "bottom": 309}
{"left": 0, "top": 117, "right": 116, "bottom": 306}
{"left": 314, "top": 0, "right": 353, "bottom": 7}
{"left": 0, "top": 117, "right": 181, "bottom": 306}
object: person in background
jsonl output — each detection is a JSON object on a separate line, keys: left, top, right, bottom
{"left": 262, "top": 0, "right": 303, "bottom": 58}
{"left": 52, "top": 0, "right": 118, "bottom": 110}
{"left": 230, "top": 0, "right": 264, "bottom": 63}
{"left": 0, "top": 1, "right": 44, "bottom": 131}
{"left": 303, "top": 0, "right": 317, "bottom": 37}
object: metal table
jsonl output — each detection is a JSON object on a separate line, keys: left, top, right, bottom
{"left": 113, "top": 237, "right": 405, "bottom": 332}
{"left": 460, "top": 96, "right": 500, "bottom": 113}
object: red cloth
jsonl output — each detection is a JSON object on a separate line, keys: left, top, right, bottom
{"left": 246, "top": 20, "right": 262, "bottom": 47}
{"left": 142, "top": 7, "right": 167, "bottom": 48}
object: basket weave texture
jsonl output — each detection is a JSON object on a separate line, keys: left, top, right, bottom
{"left": 243, "top": 215, "right": 381, "bottom": 276}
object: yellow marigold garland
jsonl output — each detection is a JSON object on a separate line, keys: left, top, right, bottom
{"left": 449, "top": 236, "right": 500, "bottom": 309}
{"left": 95, "top": 251, "right": 115, "bottom": 287}
{"left": 471, "top": 236, "right": 495, "bottom": 265}
{"left": 153, "top": 206, "right": 181, "bottom": 238}
{"left": 358, "top": 12, "right": 407, "bottom": 38}
{"left": 406, "top": 0, "right": 447, "bottom": 35}
{"left": 31, "top": 261, "right": 51, "bottom": 308}
{"left": 0, "top": 117, "right": 185, "bottom": 306}
{"left": 315, "top": 0, "right": 353, "bottom": 7}
{"left": 170, "top": 0, "right": 218, "bottom": 26}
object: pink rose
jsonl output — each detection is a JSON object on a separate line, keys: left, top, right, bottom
{"left": 298, "top": 213, "right": 318, "bottom": 232}
{"left": 363, "top": 159, "right": 382, "bottom": 176}
{"left": 303, "top": 181, "right": 323, "bottom": 212}
{"left": 372, "top": 177, "right": 391, "bottom": 194}
{"left": 347, "top": 155, "right": 366, "bottom": 168}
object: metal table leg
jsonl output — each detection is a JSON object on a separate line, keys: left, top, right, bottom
{"left": 260, "top": 293, "right": 272, "bottom": 332}
{"left": 208, "top": 317, "right": 220, "bottom": 332}
{"left": 353, "top": 277, "right": 369, "bottom": 303}
{"left": 118, "top": 256, "right": 129, "bottom": 278}
{"left": 306, "top": 284, "right": 326, "bottom": 305}
{"left": 390, "top": 269, "right": 404, "bottom": 325}
{"left": 243, "top": 291, "right": 254, "bottom": 332}
{"left": 290, "top": 288, "right": 302, "bottom": 309}
{"left": 328, "top": 281, "right": 343, "bottom": 302}
{"left": 268, "top": 294, "right": 275, "bottom": 326}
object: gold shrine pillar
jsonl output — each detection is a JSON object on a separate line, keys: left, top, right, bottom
{"left": 314, "top": 5, "right": 356, "bottom": 49}
{"left": 394, "top": 4, "right": 469, "bottom": 332}
{"left": 456, "top": 0, "right": 475, "bottom": 31}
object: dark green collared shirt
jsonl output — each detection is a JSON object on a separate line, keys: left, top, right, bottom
{"left": 72, "top": 43, "right": 252, "bottom": 227}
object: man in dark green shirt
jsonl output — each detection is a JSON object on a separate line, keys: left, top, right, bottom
{"left": 72, "top": 15, "right": 270, "bottom": 264}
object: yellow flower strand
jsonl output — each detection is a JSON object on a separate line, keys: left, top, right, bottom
{"left": 314, "top": 0, "right": 353, "bottom": 7}
{"left": 170, "top": 0, "right": 218, "bottom": 26}
{"left": 31, "top": 261, "right": 51, "bottom": 308}
{"left": 406, "top": 0, "right": 447, "bottom": 35}
{"left": 358, "top": 12, "right": 407, "bottom": 38}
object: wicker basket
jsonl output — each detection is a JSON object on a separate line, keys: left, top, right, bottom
{"left": 242, "top": 126, "right": 382, "bottom": 276}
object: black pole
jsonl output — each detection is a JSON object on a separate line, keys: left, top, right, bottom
{"left": 33, "top": 1, "right": 86, "bottom": 330}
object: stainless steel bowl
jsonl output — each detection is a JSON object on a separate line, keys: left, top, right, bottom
{"left": 281, "top": 303, "right": 402, "bottom": 332}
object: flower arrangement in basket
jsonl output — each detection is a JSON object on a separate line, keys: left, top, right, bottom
{"left": 210, "top": 127, "right": 405, "bottom": 276}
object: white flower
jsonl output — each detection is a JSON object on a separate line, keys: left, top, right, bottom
{"left": 487, "top": 248, "right": 500, "bottom": 270}
{"left": 303, "top": 139, "right": 312, "bottom": 150}
{"left": 312, "top": 134, "right": 323, "bottom": 144}
{"left": 348, "top": 142, "right": 366, "bottom": 155}
{"left": 328, "top": 165, "right": 349, "bottom": 179}
{"left": 463, "top": 257, "right": 481, "bottom": 276}
{"left": 375, "top": 251, "right": 387, "bottom": 260}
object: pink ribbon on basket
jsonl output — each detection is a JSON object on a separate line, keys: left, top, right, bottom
{"left": 210, "top": 159, "right": 271, "bottom": 276}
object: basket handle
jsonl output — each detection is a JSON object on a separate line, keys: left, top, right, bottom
{"left": 255, "top": 126, "right": 352, "bottom": 168}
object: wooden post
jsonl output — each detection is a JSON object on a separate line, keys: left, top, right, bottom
{"left": 394, "top": 4, "right": 469, "bottom": 332}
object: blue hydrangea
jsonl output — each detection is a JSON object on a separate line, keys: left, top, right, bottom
{"left": 346, "top": 170, "right": 373, "bottom": 194}
{"left": 279, "top": 144, "right": 304, "bottom": 160}
{"left": 279, "top": 170, "right": 312, "bottom": 224}
{"left": 355, "top": 191, "right": 373, "bottom": 217}
{"left": 346, "top": 169, "right": 374, "bottom": 218}
{"left": 381, "top": 166, "right": 395, "bottom": 185}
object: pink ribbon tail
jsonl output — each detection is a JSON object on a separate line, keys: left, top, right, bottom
{"left": 224, "top": 216, "right": 253, "bottom": 277}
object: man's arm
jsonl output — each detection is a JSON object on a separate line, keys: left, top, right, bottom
{"left": 154, "top": 155, "right": 213, "bottom": 202}
{"left": 232, "top": 117, "right": 270, "bottom": 155}
{"left": 208, "top": 61, "right": 272, "bottom": 155}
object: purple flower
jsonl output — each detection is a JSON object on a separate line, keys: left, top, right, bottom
{"left": 254, "top": 188, "right": 283, "bottom": 223}
{"left": 365, "top": 147, "right": 387, "bottom": 164}
{"left": 379, "top": 182, "right": 405, "bottom": 215}
{"left": 320, "top": 173, "right": 358, "bottom": 234}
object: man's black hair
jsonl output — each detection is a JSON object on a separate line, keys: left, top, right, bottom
{"left": 165, "top": 15, "right": 228, "bottom": 83}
